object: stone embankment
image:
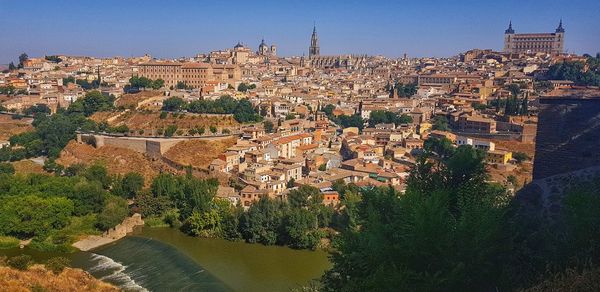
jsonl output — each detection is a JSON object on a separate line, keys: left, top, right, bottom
{"left": 73, "top": 214, "right": 144, "bottom": 251}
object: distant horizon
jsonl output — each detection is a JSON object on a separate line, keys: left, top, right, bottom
{"left": 1, "top": 0, "right": 599, "bottom": 64}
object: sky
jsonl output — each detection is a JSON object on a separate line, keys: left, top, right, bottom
{"left": 1, "top": 0, "right": 599, "bottom": 64}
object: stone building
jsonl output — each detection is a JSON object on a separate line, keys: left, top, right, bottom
{"left": 309, "top": 54, "right": 367, "bottom": 69}
{"left": 257, "top": 39, "right": 276, "bottom": 56}
{"left": 138, "top": 61, "right": 241, "bottom": 89}
{"left": 503, "top": 20, "right": 565, "bottom": 54}
{"left": 533, "top": 90, "right": 600, "bottom": 180}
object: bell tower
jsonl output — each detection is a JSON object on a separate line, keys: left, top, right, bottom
{"left": 309, "top": 25, "right": 320, "bottom": 57}
{"left": 503, "top": 20, "right": 515, "bottom": 53}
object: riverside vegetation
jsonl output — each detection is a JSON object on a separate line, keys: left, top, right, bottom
{"left": 319, "top": 145, "right": 600, "bottom": 291}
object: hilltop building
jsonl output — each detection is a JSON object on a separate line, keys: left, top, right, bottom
{"left": 138, "top": 61, "right": 241, "bottom": 89}
{"left": 503, "top": 20, "right": 565, "bottom": 54}
{"left": 258, "top": 39, "right": 277, "bottom": 56}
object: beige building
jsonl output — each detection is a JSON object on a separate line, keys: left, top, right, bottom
{"left": 503, "top": 21, "right": 565, "bottom": 54}
{"left": 138, "top": 61, "right": 241, "bottom": 89}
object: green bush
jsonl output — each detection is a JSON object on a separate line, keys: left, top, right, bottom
{"left": 7, "top": 255, "right": 32, "bottom": 271}
{"left": 45, "top": 257, "right": 70, "bottom": 274}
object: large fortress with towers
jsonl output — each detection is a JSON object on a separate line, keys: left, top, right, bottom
{"left": 503, "top": 20, "right": 565, "bottom": 54}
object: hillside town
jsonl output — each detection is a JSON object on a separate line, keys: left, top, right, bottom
{"left": 2, "top": 0, "right": 600, "bottom": 287}
{"left": 1, "top": 22, "right": 599, "bottom": 211}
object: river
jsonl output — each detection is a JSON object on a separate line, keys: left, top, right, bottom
{"left": 0, "top": 227, "right": 331, "bottom": 291}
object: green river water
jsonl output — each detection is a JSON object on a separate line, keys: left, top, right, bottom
{"left": 0, "top": 227, "right": 331, "bottom": 291}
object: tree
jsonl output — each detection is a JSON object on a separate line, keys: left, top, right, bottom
{"left": 237, "top": 83, "right": 249, "bottom": 92}
{"left": 288, "top": 185, "right": 321, "bottom": 209}
{"left": 45, "top": 257, "right": 70, "bottom": 274}
{"left": 8, "top": 62, "right": 16, "bottom": 71}
{"left": 546, "top": 60, "right": 600, "bottom": 87}
{"left": 162, "top": 97, "right": 185, "bottom": 112}
{"left": 70, "top": 181, "right": 106, "bottom": 216}
{"left": 18, "top": 53, "right": 28, "bottom": 68}
{"left": 176, "top": 81, "right": 190, "bottom": 90}
{"left": 187, "top": 96, "right": 261, "bottom": 123}
{"left": 333, "top": 114, "right": 364, "bottom": 130}
{"left": 424, "top": 137, "right": 455, "bottom": 158}
{"left": 286, "top": 178, "right": 296, "bottom": 188}
{"left": 70, "top": 91, "right": 115, "bottom": 116}
{"left": 513, "top": 152, "right": 530, "bottom": 163}
{"left": 135, "top": 191, "right": 173, "bottom": 218}
{"left": 240, "top": 197, "right": 286, "bottom": 245}
{"left": 95, "top": 195, "right": 129, "bottom": 231}
{"left": 7, "top": 255, "right": 32, "bottom": 271}
{"left": 165, "top": 125, "right": 178, "bottom": 137}
{"left": 323, "top": 147, "right": 510, "bottom": 291}
{"left": 0, "top": 162, "right": 15, "bottom": 175}
{"left": 284, "top": 208, "right": 321, "bottom": 250}
{"left": 263, "top": 120, "right": 275, "bottom": 133}
{"left": 0, "top": 195, "right": 74, "bottom": 238}
{"left": 182, "top": 209, "right": 222, "bottom": 237}
{"left": 151, "top": 79, "right": 165, "bottom": 90}
{"left": 432, "top": 116, "right": 449, "bottom": 131}
{"left": 120, "top": 172, "right": 144, "bottom": 199}
{"left": 128, "top": 76, "right": 154, "bottom": 89}
{"left": 84, "top": 164, "right": 111, "bottom": 189}
{"left": 45, "top": 55, "right": 63, "bottom": 63}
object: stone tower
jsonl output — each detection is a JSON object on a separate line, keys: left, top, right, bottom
{"left": 554, "top": 19, "right": 565, "bottom": 54}
{"left": 503, "top": 21, "right": 515, "bottom": 52}
{"left": 309, "top": 25, "right": 320, "bottom": 57}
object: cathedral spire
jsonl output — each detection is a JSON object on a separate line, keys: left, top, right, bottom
{"left": 309, "top": 24, "right": 320, "bottom": 57}
{"left": 556, "top": 19, "right": 565, "bottom": 33}
{"left": 505, "top": 20, "right": 514, "bottom": 34}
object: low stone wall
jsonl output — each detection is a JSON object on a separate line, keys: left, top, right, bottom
{"left": 76, "top": 132, "right": 238, "bottom": 158}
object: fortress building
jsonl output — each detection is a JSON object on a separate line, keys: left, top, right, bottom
{"left": 139, "top": 61, "right": 241, "bottom": 89}
{"left": 503, "top": 20, "right": 565, "bottom": 54}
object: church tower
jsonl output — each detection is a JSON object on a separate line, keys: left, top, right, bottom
{"left": 503, "top": 20, "right": 515, "bottom": 53}
{"left": 554, "top": 19, "right": 565, "bottom": 54}
{"left": 309, "top": 25, "right": 320, "bottom": 57}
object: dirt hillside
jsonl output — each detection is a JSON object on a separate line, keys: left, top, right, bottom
{"left": 91, "top": 111, "right": 238, "bottom": 134}
{"left": 57, "top": 141, "right": 161, "bottom": 184}
{"left": 0, "top": 115, "right": 33, "bottom": 141}
{"left": 115, "top": 90, "right": 163, "bottom": 109}
{"left": 0, "top": 265, "right": 118, "bottom": 292}
{"left": 163, "top": 138, "right": 237, "bottom": 169}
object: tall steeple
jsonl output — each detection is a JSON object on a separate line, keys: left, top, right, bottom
{"left": 309, "top": 24, "right": 320, "bottom": 57}
{"left": 505, "top": 20, "right": 515, "bottom": 34}
{"left": 555, "top": 19, "right": 565, "bottom": 33}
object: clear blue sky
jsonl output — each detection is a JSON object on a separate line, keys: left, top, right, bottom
{"left": 1, "top": 0, "right": 599, "bottom": 64}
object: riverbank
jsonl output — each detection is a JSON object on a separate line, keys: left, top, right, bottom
{"left": 73, "top": 214, "right": 144, "bottom": 251}
{"left": 0, "top": 264, "right": 118, "bottom": 291}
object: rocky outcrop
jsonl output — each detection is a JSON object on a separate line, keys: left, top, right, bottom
{"left": 73, "top": 214, "right": 144, "bottom": 251}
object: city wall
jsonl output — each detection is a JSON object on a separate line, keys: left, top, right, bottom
{"left": 76, "top": 132, "right": 236, "bottom": 159}
{"left": 532, "top": 98, "right": 600, "bottom": 180}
